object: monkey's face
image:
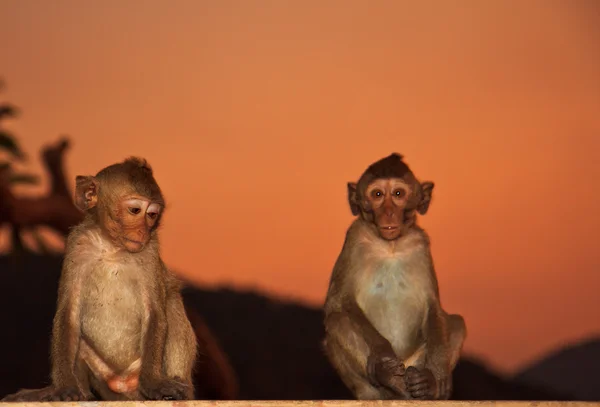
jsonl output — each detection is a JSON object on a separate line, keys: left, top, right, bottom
{"left": 100, "top": 196, "right": 162, "bottom": 253}
{"left": 364, "top": 178, "right": 412, "bottom": 240}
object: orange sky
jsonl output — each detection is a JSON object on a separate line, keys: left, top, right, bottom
{"left": 1, "top": 1, "right": 599, "bottom": 374}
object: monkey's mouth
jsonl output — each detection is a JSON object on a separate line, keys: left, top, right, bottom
{"left": 122, "top": 237, "right": 145, "bottom": 252}
{"left": 378, "top": 225, "right": 402, "bottom": 240}
{"left": 123, "top": 237, "right": 143, "bottom": 245}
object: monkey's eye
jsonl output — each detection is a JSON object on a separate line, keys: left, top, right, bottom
{"left": 147, "top": 203, "right": 161, "bottom": 219}
{"left": 370, "top": 189, "right": 383, "bottom": 199}
{"left": 394, "top": 189, "right": 406, "bottom": 198}
{"left": 128, "top": 207, "right": 142, "bottom": 215}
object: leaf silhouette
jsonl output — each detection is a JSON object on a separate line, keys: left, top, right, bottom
{"left": 0, "top": 131, "right": 26, "bottom": 160}
{"left": 0, "top": 104, "right": 19, "bottom": 120}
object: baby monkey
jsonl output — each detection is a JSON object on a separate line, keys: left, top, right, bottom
{"left": 323, "top": 153, "right": 466, "bottom": 400}
{"left": 3, "top": 157, "right": 197, "bottom": 401}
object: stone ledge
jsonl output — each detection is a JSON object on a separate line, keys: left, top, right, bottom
{"left": 0, "top": 402, "right": 597, "bottom": 407}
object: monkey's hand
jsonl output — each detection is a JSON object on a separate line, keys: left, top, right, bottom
{"left": 404, "top": 366, "right": 437, "bottom": 400}
{"left": 366, "top": 350, "right": 407, "bottom": 395}
{"left": 140, "top": 376, "right": 191, "bottom": 400}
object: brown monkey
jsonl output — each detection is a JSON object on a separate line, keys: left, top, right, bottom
{"left": 323, "top": 153, "right": 466, "bottom": 400}
{"left": 2, "top": 157, "right": 197, "bottom": 402}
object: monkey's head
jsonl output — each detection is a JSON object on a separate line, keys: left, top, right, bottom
{"left": 348, "top": 153, "right": 434, "bottom": 240}
{"left": 74, "top": 157, "right": 165, "bottom": 253}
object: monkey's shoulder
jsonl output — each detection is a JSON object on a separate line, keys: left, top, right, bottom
{"left": 352, "top": 228, "right": 435, "bottom": 294}
{"left": 64, "top": 227, "right": 161, "bottom": 279}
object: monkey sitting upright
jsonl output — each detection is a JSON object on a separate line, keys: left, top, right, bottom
{"left": 323, "top": 153, "right": 466, "bottom": 400}
{"left": 2, "top": 157, "right": 197, "bottom": 402}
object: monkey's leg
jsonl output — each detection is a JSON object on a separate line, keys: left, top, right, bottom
{"left": 79, "top": 339, "right": 141, "bottom": 401}
{"left": 404, "top": 311, "right": 466, "bottom": 400}
{"left": 48, "top": 275, "right": 95, "bottom": 402}
{"left": 139, "top": 306, "right": 185, "bottom": 400}
{"left": 324, "top": 312, "right": 407, "bottom": 400}
{"left": 446, "top": 314, "right": 466, "bottom": 370}
{"left": 43, "top": 357, "right": 96, "bottom": 402}
{"left": 1, "top": 386, "right": 56, "bottom": 402}
{"left": 163, "top": 294, "right": 197, "bottom": 400}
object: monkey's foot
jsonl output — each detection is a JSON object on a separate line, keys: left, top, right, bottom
{"left": 367, "top": 353, "right": 407, "bottom": 395}
{"left": 140, "top": 377, "right": 191, "bottom": 400}
{"left": 404, "top": 366, "right": 436, "bottom": 400}
{"left": 1, "top": 387, "right": 53, "bottom": 402}
{"left": 45, "top": 386, "right": 93, "bottom": 402}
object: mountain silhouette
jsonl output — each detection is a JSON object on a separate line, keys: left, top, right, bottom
{"left": 0, "top": 253, "right": 582, "bottom": 400}
{"left": 514, "top": 338, "right": 600, "bottom": 401}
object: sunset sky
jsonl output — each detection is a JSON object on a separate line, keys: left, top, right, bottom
{"left": 1, "top": 1, "right": 599, "bottom": 374}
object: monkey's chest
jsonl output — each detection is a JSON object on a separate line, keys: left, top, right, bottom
{"left": 355, "top": 260, "right": 431, "bottom": 358}
{"left": 80, "top": 264, "right": 145, "bottom": 368}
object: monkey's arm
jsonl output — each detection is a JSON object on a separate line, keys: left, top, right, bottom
{"left": 325, "top": 279, "right": 406, "bottom": 395}
{"left": 139, "top": 284, "right": 169, "bottom": 384}
{"left": 421, "top": 304, "right": 452, "bottom": 398}
{"left": 138, "top": 271, "right": 190, "bottom": 400}
{"left": 340, "top": 298, "right": 395, "bottom": 354}
{"left": 50, "top": 259, "right": 84, "bottom": 390}
{"left": 162, "top": 269, "right": 198, "bottom": 397}
{"left": 325, "top": 251, "right": 404, "bottom": 394}
{"left": 326, "top": 244, "right": 396, "bottom": 355}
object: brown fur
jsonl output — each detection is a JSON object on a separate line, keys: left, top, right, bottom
{"left": 2, "top": 157, "right": 197, "bottom": 402}
{"left": 323, "top": 153, "right": 466, "bottom": 400}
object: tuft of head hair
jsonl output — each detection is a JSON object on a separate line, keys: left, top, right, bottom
{"left": 364, "top": 152, "right": 412, "bottom": 181}
{"left": 123, "top": 157, "right": 153, "bottom": 174}
{"left": 355, "top": 152, "right": 414, "bottom": 198}
{"left": 92, "top": 157, "right": 164, "bottom": 205}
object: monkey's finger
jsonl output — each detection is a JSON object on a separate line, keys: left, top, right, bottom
{"left": 380, "top": 357, "right": 398, "bottom": 368}
{"left": 406, "top": 375, "right": 430, "bottom": 385}
{"left": 405, "top": 367, "right": 429, "bottom": 383}
{"left": 155, "top": 384, "right": 189, "bottom": 401}
{"left": 407, "top": 381, "right": 430, "bottom": 391}
{"left": 410, "top": 384, "right": 435, "bottom": 399}
{"left": 405, "top": 366, "right": 419, "bottom": 374}
{"left": 411, "top": 391, "right": 429, "bottom": 400}
{"left": 166, "top": 384, "right": 189, "bottom": 400}
{"left": 410, "top": 387, "right": 433, "bottom": 398}
{"left": 381, "top": 358, "right": 405, "bottom": 374}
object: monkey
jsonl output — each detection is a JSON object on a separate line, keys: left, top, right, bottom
{"left": 322, "top": 153, "right": 466, "bottom": 401}
{"left": 1, "top": 157, "right": 197, "bottom": 402}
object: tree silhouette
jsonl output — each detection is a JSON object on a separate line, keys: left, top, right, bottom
{"left": 0, "top": 79, "right": 83, "bottom": 254}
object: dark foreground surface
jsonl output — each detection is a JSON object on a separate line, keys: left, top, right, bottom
{"left": 1, "top": 254, "right": 597, "bottom": 401}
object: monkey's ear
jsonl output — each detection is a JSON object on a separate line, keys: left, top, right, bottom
{"left": 417, "top": 181, "right": 434, "bottom": 215}
{"left": 75, "top": 175, "right": 99, "bottom": 211}
{"left": 347, "top": 182, "right": 361, "bottom": 216}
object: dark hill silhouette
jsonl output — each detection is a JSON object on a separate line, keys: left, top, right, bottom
{"left": 514, "top": 338, "right": 600, "bottom": 401}
{"left": 0, "top": 253, "right": 576, "bottom": 400}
